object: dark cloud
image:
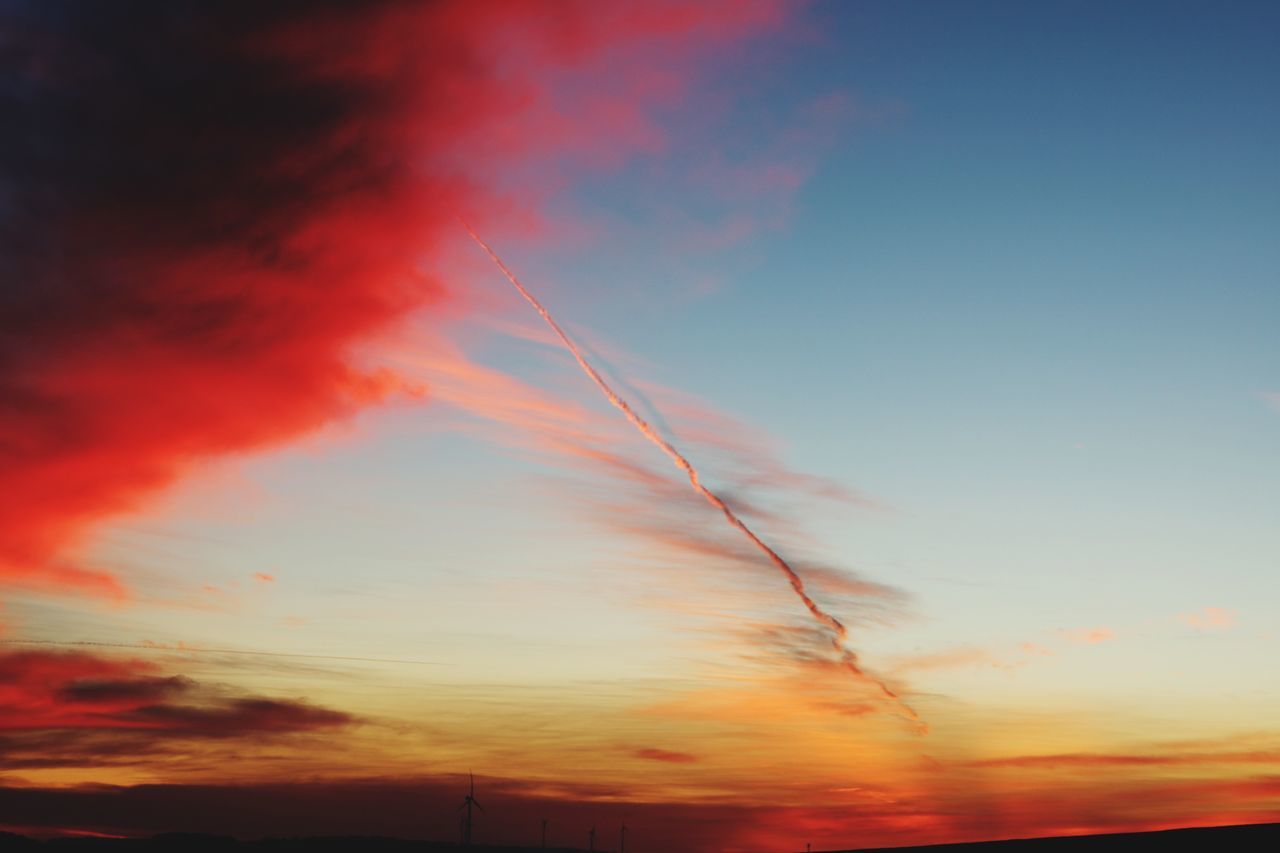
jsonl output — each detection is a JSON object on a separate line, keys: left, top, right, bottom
{"left": 118, "top": 699, "right": 350, "bottom": 738}
{"left": 56, "top": 676, "right": 193, "bottom": 705}
{"left": 634, "top": 748, "right": 697, "bottom": 764}
{"left": 0, "top": 651, "right": 352, "bottom": 769}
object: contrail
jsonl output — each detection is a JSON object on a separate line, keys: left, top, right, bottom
{"left": 462, "top": 223, "right": 923, "bottom": 729}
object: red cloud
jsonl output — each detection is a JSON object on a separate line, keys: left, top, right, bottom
{"left": 0, "top": 650, "right": 150, "bottom": 729}
{"left": 0, "top": 1, "right": 787, "bottom": 598}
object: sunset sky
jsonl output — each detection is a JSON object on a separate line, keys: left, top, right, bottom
{"left": 2, "top": 1, "right": 1278, "bottom": 851}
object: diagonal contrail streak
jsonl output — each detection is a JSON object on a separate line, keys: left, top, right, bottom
{"left": 462, "top": 222, "right": 922, "bottom": 728}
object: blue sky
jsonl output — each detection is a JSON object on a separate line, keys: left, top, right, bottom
{"left": 40, "top": 0, "right": 1272, "bottom": 714}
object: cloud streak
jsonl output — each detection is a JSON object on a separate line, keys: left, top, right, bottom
{"left": 463, "top": 225, "right": 922, "bottom": 728}
{"left": 634, "top": 748, "right": 698, "bottom": 764}
{"left": 970, "top": 750, "right": 1280, "bottom": 769}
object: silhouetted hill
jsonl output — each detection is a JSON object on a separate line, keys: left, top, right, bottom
{"left": 837, "top": 822, "right": 1280, "bottom": 852}
{"left": 0, "top": 823, "right": 1277, "bottom": 852}
{"left": 4, "top": 835, "right": 590, "bottom": 853}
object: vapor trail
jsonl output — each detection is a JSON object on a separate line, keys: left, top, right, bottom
{"left": 463, "top": 223, "right": 922, "bottom": 728}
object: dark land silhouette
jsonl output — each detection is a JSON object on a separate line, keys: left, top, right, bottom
{"left": 834, "top": 822, "right": 1280, "bottom": 851}
{"left": 1, "top": 823, "right": 1279, "bottom": 853}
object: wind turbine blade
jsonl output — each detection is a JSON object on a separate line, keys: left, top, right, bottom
{"left": 473, "top": 799, "right": 485, "bottom": 812}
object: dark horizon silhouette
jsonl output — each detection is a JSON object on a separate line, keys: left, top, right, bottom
{"left": 2, "top": 822, "right": 1280, "bottom": 853}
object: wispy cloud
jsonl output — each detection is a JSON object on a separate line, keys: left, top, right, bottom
{"left": 970, "top": 750, "right": 1280, "bottom": 769}
{"left": 392, "top": 336, "right": 908, "bottom": 699}
{"left": 634, "top": 747, "right": 698, "bottom": 764}
{"left": 1178, "top": 606, "right": 1237, "bottom": 630}
{"left": 1058, "top": 626, "right": 1115, "bottom": 644}
{"left": 889, "top": 646, "right": 1004, "bottom": 673}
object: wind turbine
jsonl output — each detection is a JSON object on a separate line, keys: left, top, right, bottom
{"left": 458, "top": 772, "right": 484, "bottom": 846}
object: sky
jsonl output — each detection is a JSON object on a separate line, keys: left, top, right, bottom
{"left": 1, "top": 1, "right": 1278, "bottom": 851}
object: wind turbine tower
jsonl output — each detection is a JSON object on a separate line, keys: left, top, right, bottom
{"left": 458, "top": 772, "right": 484, "bottom": 846}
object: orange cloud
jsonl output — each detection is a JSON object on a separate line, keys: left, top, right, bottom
{"left": 1059, "top": 626, "right": 1115, "bottom": 644}
{"left": 970, "top": 750, "right": 1280, "bottom": 769}
{"left": 1179, "top": 606, "right": 1237, "bottom": 630}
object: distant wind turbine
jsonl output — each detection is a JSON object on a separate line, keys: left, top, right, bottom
{"left": 458, "top": 772, "right": 484, "bottom": 846}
